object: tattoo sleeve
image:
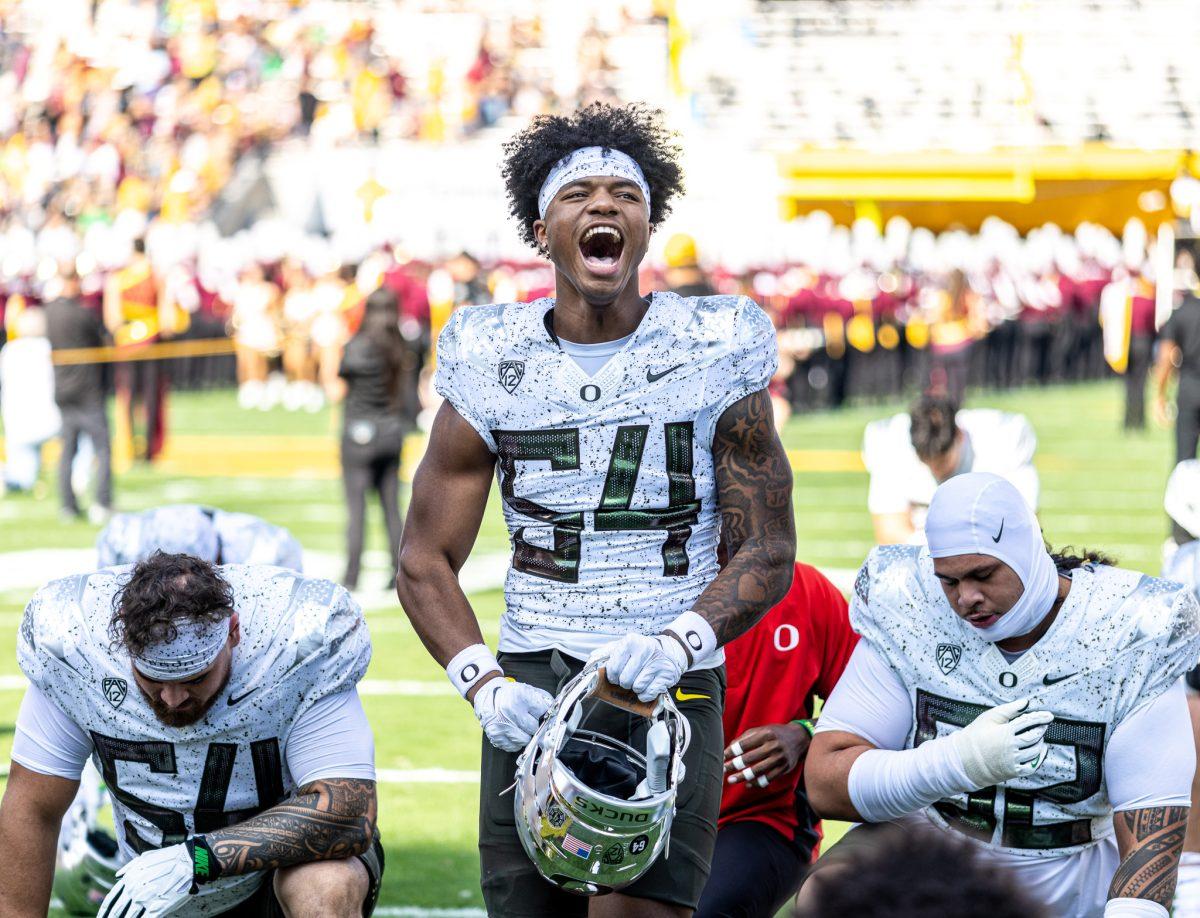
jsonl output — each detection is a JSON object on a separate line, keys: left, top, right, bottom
{"left": 206, "top": 778, "right": 376, "bottom": 875}
{"left": 696, "top": 388, "right": 796, "bottom": 645}
{"left": 1109, "top": 805, "right": 1188, "bottom": 906}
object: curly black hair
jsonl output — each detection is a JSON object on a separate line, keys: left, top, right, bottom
{"left": 1048, "top": 544, "right": 1118, "bottom": 572}
{"left": 110, "top": 551, "right": 235, "bottom": 658}
{"left": 500, "top": 102, "right": 684, "bottom": 250}
{"left": 797, "top": 825, "right": 1049, "bottom": 918}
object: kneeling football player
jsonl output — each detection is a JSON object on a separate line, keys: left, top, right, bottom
{"left": 804, "top": 472, "right": 1199, "bottom": 918}
{"left": 0, "top": 552, "right": 380, "bottom": 916}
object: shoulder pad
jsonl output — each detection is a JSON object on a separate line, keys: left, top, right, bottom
{"left": 849, "top": 545, "right": 930, "bottom": 640}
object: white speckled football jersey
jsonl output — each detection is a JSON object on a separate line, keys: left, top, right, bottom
{"left": 96, "top": 505, "right": 303, "bottom": 571}
{"left": 1163, "top": 539, "right": 1200, "bottom": 602}
{"left": 435, "top": 291, "right": 777, "bottom": 661}
{"left": 852, "top": 545, "right": 1200, "bottom": 859}
{"left": 17, "top": 564, "right": 371, "bottom": 914}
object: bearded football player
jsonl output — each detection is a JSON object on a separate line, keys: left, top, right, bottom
{"left": 0, "top": 553, "right": 380, "bottom": 917}
{"left": 395, "top": 102, "right": 795, "bottom": 917}
{"left": 804, "top": 473, "right": 1200, "bottom": 918}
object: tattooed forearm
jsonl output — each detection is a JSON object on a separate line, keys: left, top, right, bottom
{"left": 1109, "top": 805, "right": 1188, "bottom": 906}
{"left": 206, "top": 778, "right": 376, "bottom": 875}
{"left": 696, "top": 389, "right": 795, "bottom": 645}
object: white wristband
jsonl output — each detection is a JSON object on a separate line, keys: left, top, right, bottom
{"left": 661, "top": 610, "right": 718, "bottom": 668}
{"left": 1104, "top": 899, "right": 1169, "bottom": 917}
{"left": 446, "top": 644, "right": 502, "bottom": 700}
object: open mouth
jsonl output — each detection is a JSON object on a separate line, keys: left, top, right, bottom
{"left": 579, "top": 225, "right": 624, "bottom": 277}
{"left": 968, "top": 612, "right": 999, "bottom": 628}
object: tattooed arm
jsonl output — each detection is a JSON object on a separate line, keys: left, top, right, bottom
{"left": 695, "top": 388, "right": 796, "bottom": 644}
{"left": 1108, "top": 805, "right": 1188, "bottom": 908}
{"left": 206, "top": 778, "right": 377, "bottom": 874}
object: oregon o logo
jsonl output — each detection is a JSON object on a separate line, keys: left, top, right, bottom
{"left": 999, "top": 671, "right": 1018, "bottom": 688}
{"left": 686, "top": 630, "right": 704, "bottom": 651}
{"left": 580, "top": 384, "right": 602, "bottom": 402}
{"left": 774, "top": 624, "right": 800, "bottom": 652}
{"left": 460, "top": 663, "right": 479, "bottom": 683}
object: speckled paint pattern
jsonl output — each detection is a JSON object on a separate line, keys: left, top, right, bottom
{"left": 851, "top": 544, "right": 1200, "bottom": 857}
{"left": 17, "top": 563, "right": 371, "bottom": 913}
{"left": 435, "top": 291, "right": 777, "bottom": 661}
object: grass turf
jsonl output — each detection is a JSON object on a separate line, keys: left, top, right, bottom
{"left": 0, "top": 379, "right": 1177, "bottom": 910}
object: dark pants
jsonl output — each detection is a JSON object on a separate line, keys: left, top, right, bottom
{"left": 340, "top": 433, "right": 403, "bottom": 590}
{"left": 695, "top": 820, "right": 810, "bottom": 918}
{"left": 1174, "top": 378, "right": 1200, "bottom": 543}
{"left": 58, "top": 401, "right": 112, "bottom": 514}
{"left": 1124, "top": 334, "right": 1154, "bottom": 429}
{"left": 116, "top": 356, "right": 167, "bottom": 461}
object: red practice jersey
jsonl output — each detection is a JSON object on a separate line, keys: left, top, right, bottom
{"left": 718, "top": 562, "right": 858, "bottom": 845}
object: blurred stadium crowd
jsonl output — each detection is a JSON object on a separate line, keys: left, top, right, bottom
{"left": 0, "top": 0, "right": 1175, "bottom": 431}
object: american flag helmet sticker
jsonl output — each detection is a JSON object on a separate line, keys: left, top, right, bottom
{"left": 562, "top": 832, "right": 593, "bottom": 859}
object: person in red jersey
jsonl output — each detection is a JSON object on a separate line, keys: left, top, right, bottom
{"left": 695, "top": 562, "right": 858, "bottom": 918}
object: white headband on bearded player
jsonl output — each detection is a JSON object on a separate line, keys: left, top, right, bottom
{"left": 537, "top": 146, "right": 651, "bottom": 219}
{"left": 132, "top": 615, "right": 231, "bottom": 681}
{"left": 925, "top": 472, "right": 1060, "bottom": 643}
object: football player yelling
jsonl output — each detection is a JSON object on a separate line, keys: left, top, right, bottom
{"left": 396, "top": 102, "right": 796, "bottom": 918}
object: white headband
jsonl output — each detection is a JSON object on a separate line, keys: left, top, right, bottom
{"left": 926, "top": 472, "right": 1060, "bottom": 642}
{"left": 537, "top": 146, "right": 651, "bottom": 219}
{"left": 133, "top": 615, "right": 230, "bottom": 681}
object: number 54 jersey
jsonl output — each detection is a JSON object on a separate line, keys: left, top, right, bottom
{"left": 853, "top": 545, "right": 1200, "bottom": 860}
{"left": 17, "top": 565, "right": 372, "bottom": 913}
{"left": 435, "top": 292, "right": 777, "bottom": 662}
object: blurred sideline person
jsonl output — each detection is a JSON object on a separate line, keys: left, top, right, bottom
{"left": 338, "top": 287, "right": 408, "bottom": 591}
{"left": 663, "top": 233, "right": 716, "bottom": 298}
{"left": 0, "top": 553, "right": 381, "bottom": 916}
{"left": 396, "top": 103, "right": 795, "bottom": 917}
{"left": 695, "top": 562, "right": 857, "bottom": 918}
{"left": 803, "top": 473, "right": 1199, "bottom": 917}
{"left": 862, "top": 394, "right": 1038, "bottom": 545}
{"left": 1162, "top": 459, "right": 1200, "bottom": 917}
{"left": 795, "top": 823, "right": 1050, "bottom": 918}
{"left": 0, "top": 309, "right": 61, "bottom": 493}
{"left": 45, "top": 265, "right": 113, "bottom": 523}
{"left": 1154, "top": 290, "right": 1200, "bottom": 538}
{"left": 97, "top": 504, "right": 303, "bottom": 571}
{"left": 104, "top": 237, "right": 178, "bottom": 462}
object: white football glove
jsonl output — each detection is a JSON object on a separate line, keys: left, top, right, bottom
{"left": 592, "top": 633, "right": 689, "bottom": 702}
{"left": 473, "top": 678, "right": 554, "bottom": 752}
{"left": 99, "top": 842, "right": 194, "bottom": 917}
{"left": 951, "top": 697, "right": 1053, "bottom": 789}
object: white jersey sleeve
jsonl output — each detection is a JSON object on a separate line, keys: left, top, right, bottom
{"left": 862, "top": 416, "right": 915, "bottom": 516}
{"left": 212, "top": 511, "right": 303, "bottom": 571}
{"left": 1105, "top": 679, "right": 1193, "bottom": 812}
{"left": 11, "top": 683, "right": 93, "bottom": 780}
{"left": 695, "top": 297, "right": 778, "bottom": 444}
{"left": 814, "top": 640, "right": 914, "bottom": 750}
{"left": 284, "top": 689, "right": 375, "bottom": 787}
{"left": 433, "top": 304, "right": 503, "bottom": 450}
{"left": 1163, "top": 539, "right": 1200, "bottom": 599}
{"left": 96, "top": 514, "right": 142, "bottom": 567}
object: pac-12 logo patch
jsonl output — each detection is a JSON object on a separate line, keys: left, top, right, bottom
{"left": 499, "top": 360, "right": 525, "bottom": 394}
{"left": 103, "top": 677, "right": 128, "bottom": 709}
{"left": 935, "top": 644, "right": 962, "bottom": 676}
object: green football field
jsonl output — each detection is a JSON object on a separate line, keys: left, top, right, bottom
{"left": 0, "top": 380, "right": 1178, "bottom": 913}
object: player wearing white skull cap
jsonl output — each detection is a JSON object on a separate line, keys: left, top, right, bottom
{"left": 396, "top": 103, "right": 795, "bottom": 916}
{"left": 804, "top": 473, "right": 1200, "bottom": 918}
{"left": 862, "top": 394, "right": 1039, "bottom": 545}
{"left": 97, "top": 504, "right": 304, "bottom": 571}
{"left": 0, "top": 553, "right": 380, "bottom": 917}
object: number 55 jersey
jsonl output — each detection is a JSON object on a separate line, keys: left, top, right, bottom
{"left": 838, "top": 545, "right": 1200, "bottom": 915}
{"left": 435, "top": 291, "right": 777, "bottom": 663}
{"left": 16, "top": 565, "right": 372, "bottom": 913}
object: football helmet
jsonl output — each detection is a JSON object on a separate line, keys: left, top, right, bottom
{"left": 513, "top": 661, "right": 691, "bottom": 895}
{"left": 54, "top": 824, "right": 121, "bottom": 915}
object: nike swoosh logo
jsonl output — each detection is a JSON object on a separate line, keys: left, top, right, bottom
{"left": 1042, "top": 672, "right": 1076, "bottom": 686}
{"left": 992, "top": 519, "right": 1004, "bottom": 543}
{"left": 227, "top": 688, "right": 258, "bottom": 706}
{"left": 647, "top": 364, "right": 685, "bottom": 383}
{"left": 674, "top": 688, "right": 710, "bottom": 702}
